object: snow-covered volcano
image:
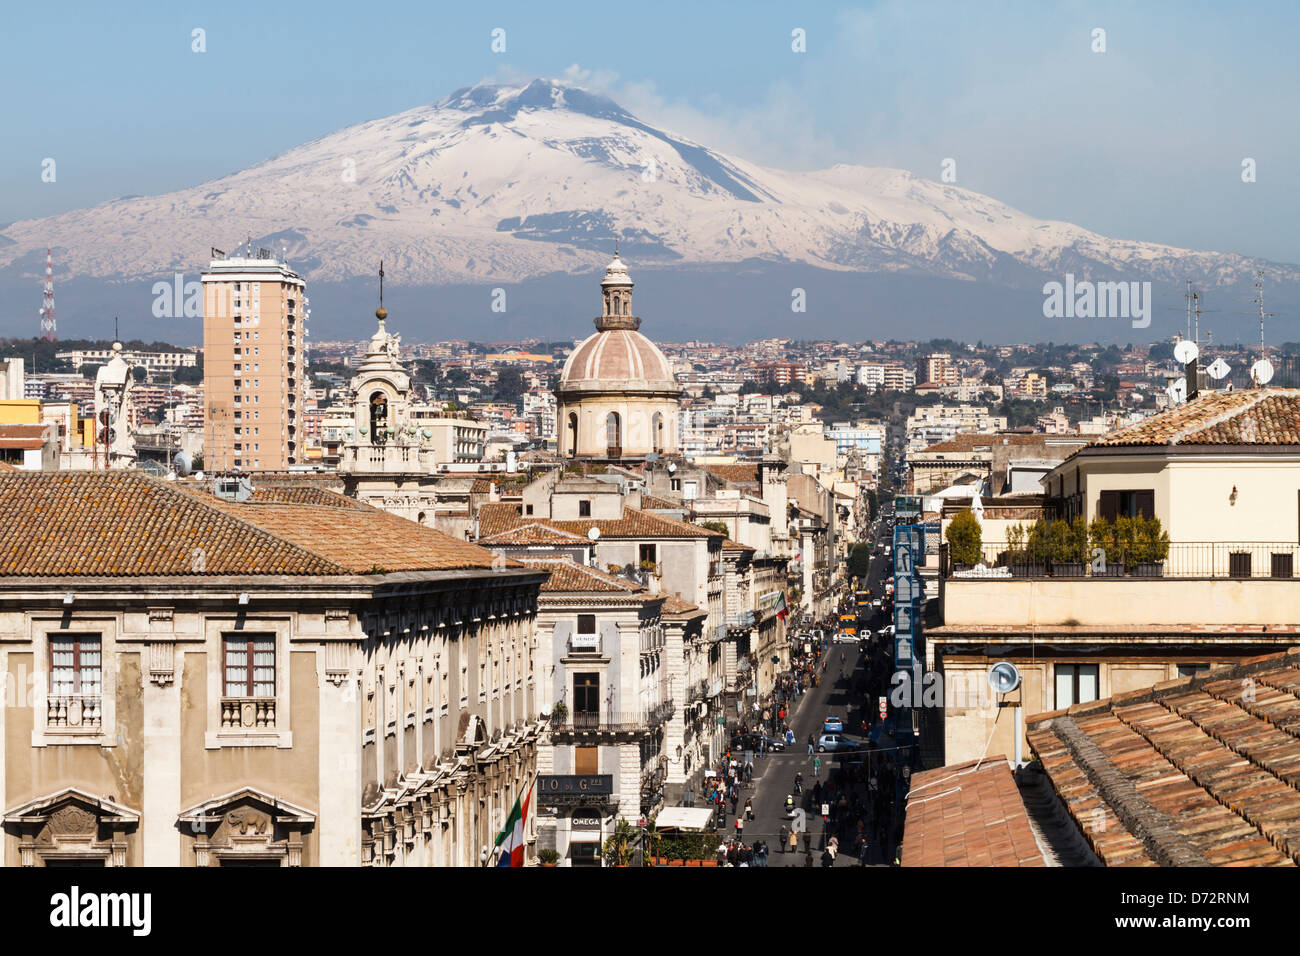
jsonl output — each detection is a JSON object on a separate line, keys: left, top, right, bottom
{"left": 2, "top": 78, "right": 1295, "bottom": 294}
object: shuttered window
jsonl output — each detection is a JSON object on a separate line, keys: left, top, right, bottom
{"left": 575, "top": 746, "right": 598, "bottom": 774}
{"left": 1097, "top": 489, "right": 1154, "bottom": 520}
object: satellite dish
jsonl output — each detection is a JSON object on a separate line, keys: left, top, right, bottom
{"left": 987, "top": 661, "right": 1021, "bottom": 695}
{"left": 588, "top": 527, "right": 600, "bottom": 541}
{"left": 1166, "top": 377, "right": 1186, "bottom": 405}
{"left": 174, "top": 451, "right": 193, "bottom": 476}
{"left": 1173, "top": 340, "right": 1198, "bottom": 364}
{"left": 1251, "top": 359, "right": 1274, "bottom": 385}
{"left": 1207, "top": 357, "right": 1231, "bottom": 380}
{"left": 667, "top": 462, "right": 677, "bottom": 474}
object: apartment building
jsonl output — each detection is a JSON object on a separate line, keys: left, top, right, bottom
{"left": 57, "top": 349, "right": 197, "bottom": 372}
{"left": 520, "top": 557, "right": 671, "bottom": 866}
{"left": 202, "top": 249, "right": 308, "bottom": 470}
{"left": 929, "top": 388, "right": 1300, "bottom": 767}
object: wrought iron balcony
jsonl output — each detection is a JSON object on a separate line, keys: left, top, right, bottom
{"left": 953, "top": 541, "right": 1300, "bottom": 580}
{"left": 727, "top": 610, "right": 756, "bottom": 629}
{"left": 551, "top": 704, "right": 673, "bottom": 736}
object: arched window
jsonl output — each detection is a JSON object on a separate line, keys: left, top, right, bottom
{"left": 652, "top": 412, "right": 663, "bottom": 453}
{"left": 567, "top": 413, "right": 578, "bottom": 457}
{"left": 605, "top": 411, "right": 621, "bottom": 458}
{"left": 369, "top": 392, "right": 388, "bottom": 442}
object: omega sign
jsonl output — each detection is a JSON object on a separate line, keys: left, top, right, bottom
{"left": 536, "top": 775, "right": 614, "bottom": 805}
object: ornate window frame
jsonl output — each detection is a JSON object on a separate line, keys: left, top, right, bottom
{"left": 204, "top": 617, "right": 293, "bottom": 749}
{"left": 31, "top": 618, "right": 118, "bottom": 748}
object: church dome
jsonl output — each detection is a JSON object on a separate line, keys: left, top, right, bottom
{"left": 559, "top": 328, "right": 676, "bottom": 393}
{"left": 556, "top": 254, "right": 678, "bottom": 396}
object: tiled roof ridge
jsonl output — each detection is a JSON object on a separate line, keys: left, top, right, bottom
{"left": 480, "top": 521, "right": 589, "bottom": 543}
{"left": 1165, "top": 389, "right": 1275, "bottom": 445}
{"left": 1045, "top": 714, "right": 1209, "bottom": 867}
{"left": 518, "top": 555, "right": 644, "bottom": 592}
{"left": 166, "top": 481, "right": 356, "bottom": 573}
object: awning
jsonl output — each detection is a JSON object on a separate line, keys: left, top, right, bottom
{"left": 568, "top": 830, "right": 603, "bottom": 843}
{"left": 654, "top": 806, "right": 716, "bottom": 831}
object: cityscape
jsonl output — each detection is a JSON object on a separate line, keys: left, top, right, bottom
{"left": 0, "top": 0, "right": 1294, "bottom": 935}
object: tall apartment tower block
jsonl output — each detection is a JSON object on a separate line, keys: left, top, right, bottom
{"left": 202, "top": 248, "right": 307, "bottom": 471}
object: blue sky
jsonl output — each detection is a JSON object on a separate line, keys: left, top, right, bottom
{"left": 3, "top": 0, "right": 1298, "bottom": 263}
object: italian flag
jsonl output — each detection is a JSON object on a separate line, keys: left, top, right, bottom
{"left": 493, "top": 782, "right": 533, "bottom": 867}
{"left": 775, "top": 591, "right": 788, "bottom": 621}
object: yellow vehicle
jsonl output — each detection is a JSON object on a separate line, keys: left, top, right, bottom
{"left": 838, "top": 613, "right": 857, "bottom": 637}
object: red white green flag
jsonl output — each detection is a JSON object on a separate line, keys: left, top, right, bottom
{"left": 493, "top": 782, "right": 533, "bottom": 867}
{"left": 775, "top": 591, "right": 788, "bottom": 621}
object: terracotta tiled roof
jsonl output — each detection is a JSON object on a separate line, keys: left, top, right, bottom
{"left": 1026, "top": 649, "right": 1300, "bottom": 867}
{"left": 479, "top": 522, "right": 589, "bottom": 546}
{"left": 1089, "top": 388, "right": 1300, "bottom": 447}
{"left": 705, "top": 464, "right": 758, "bottom": 485}
{"left": 920, "top": 433, "right": 1074, "bottom": 454}
{"left": 548, "top": 508, "right": 721, "bottom": 539}
{"left": 0, "top": 471, "right": 510, "bottom": 577}
{"left": 661, "top": 592, "right": 702, "bottom": 615}
{"left": 476, "top": 501, "right": 525, "bottom": 537}
{"left": 518, "top": 556, "right": 645, "bottom": 594}
{"left": 902, "top": 759, "right": 1046, "bottom": 867}
{"left": 722, "top": 538, "right": 754, "bottom": 552}
{"left": 639, "top": 493, "right": 681, "bottom": 510}
{"left": 247, "top": 485, "right": 365, "bottom": 508}
{"left": 0, "top": 424, "right": 50, "bottom": 450}
{"left": 0, "top": 461, "right": 20, "bottom": 473}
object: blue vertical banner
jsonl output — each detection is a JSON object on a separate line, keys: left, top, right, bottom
{"left": 892, "top": 523, "right": 924, "bottom": 747}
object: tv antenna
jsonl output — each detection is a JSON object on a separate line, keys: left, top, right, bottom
{"left": 1233, "top": 270, "right": 1277, "bottom": 387}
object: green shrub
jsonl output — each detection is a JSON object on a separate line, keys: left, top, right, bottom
{"left": 945, "top": 509, "right": 982, "bottom": 565}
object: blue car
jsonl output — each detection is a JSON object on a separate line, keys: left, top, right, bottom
{"left": 823, "top": 716, "right": 844, "bottom": 733}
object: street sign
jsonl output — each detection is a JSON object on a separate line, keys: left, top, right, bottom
{"left": 878, "top": 696, "right": 887, "bottom": 720}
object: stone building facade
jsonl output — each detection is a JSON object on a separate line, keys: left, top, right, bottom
{"left": 0, "top": 471, "right": 545, "bottom": 867}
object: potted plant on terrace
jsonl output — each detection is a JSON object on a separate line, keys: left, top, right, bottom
{"left": 1114, "top": 515, "right": 1139, "bottom": 573}
{"left": 550, "top": 701, "right": 568, "bottom": 724}
{"left": 1050, "top": 517, "right": 1088, "bottom": 577}
{"left": 537, "top": 848, "right": 561, "bottom": 867}
{"left": 1008, "top": 520, "right": 1048, "bottom": 576}
{"left": 1088, "top": 515, "right": 1124, "bottom": 576}
{"left": 945, "top": 508, "right": 982, "bottom": 572}
{"left": 1132, "top": 515, "right": 1170, "bottom": 577}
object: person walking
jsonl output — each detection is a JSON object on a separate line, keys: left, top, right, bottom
{"left": 788, "top": 827, "right": 799, "bottom": 855}
{"left": 813, "top": 756, "right": 822, "bottom": 778}
{"left": 734, "top": 816, "right": 744, "bottom": 840}
{"left": 779, "top": 824, "right": 789, "bottom": 853}
{"left": 807, "top": 734, "right": 815, "bottom": 756}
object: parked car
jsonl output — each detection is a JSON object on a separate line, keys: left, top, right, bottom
{"left": 823, "top": 716, "right": 844, "bottom": 733}
{"left": 817, "top": 733, "right": 857, "bottom": 752}
{"left": 833, "top": 631, "right": 857, "bottom": 644}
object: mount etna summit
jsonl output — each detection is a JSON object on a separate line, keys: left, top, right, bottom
{"left": 3, "top": 79, "right": 1295, "bottom": 343}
